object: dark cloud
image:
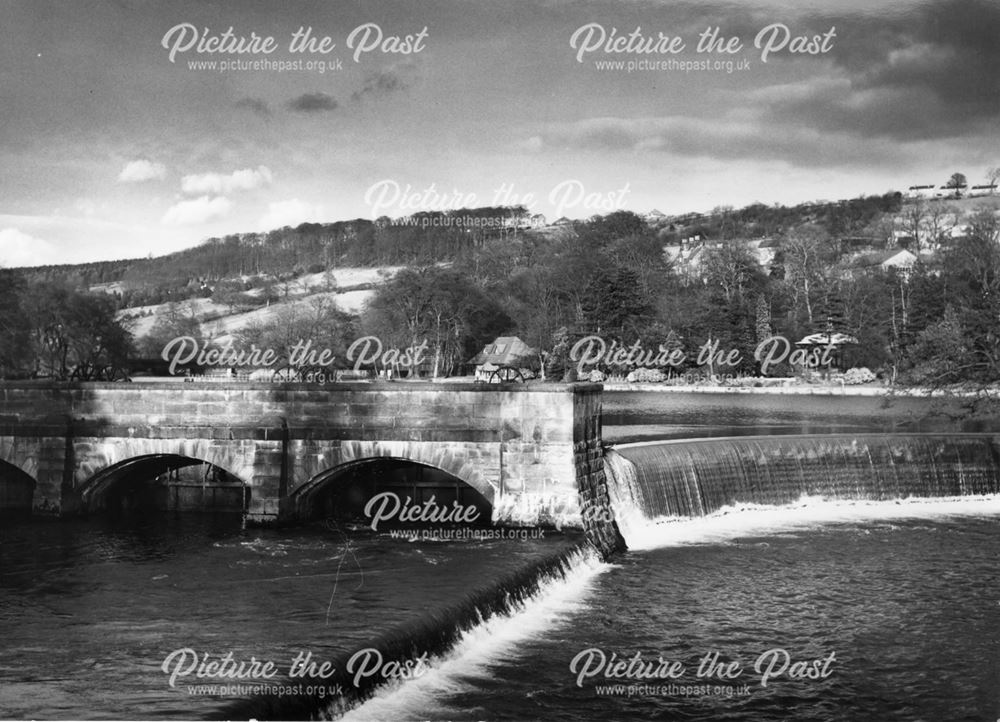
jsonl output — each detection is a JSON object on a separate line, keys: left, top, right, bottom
{"left": 234, "top": 97, "right": 272, "bottom": 118}
{"left": 351, "top": 65, "right": 413, "bottom": 103}
{"left": 759, "top": 0, "right": 1000, "bottom": 140}
{"left": 287, "top": 92, "right": 339, "bottom": 113}
{"left": 862, "top": 1, "right": 1000, "bottom": 111}
{"left": 549, "top": 0, "right": 999, "bottom": 144}
{"left": 532, "top": 115, "right": 905, "bottom": 169}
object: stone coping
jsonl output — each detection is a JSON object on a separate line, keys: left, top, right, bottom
{"left": 0, "top": 380, "right": 603, "bottom": 393}
{"left": 602, "top": 383, "right": 973, "bottom": 397}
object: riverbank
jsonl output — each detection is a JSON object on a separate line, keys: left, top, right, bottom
{"left": 602, "top": 382, "right": 996, "bottom": 397}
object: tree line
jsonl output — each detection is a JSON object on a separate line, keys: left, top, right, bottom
{"left": 1, "top": 194, "right": 999, "bottom": 387}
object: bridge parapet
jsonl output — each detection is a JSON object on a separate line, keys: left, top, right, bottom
{"left": 0, "top": 382, "right": 610, "bottom": 541}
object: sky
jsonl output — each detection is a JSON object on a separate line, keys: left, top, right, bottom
{"left": 1, "top": 0, "right": 998, "bottom": 265}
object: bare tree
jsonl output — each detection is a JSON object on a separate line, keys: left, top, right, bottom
{"left": 780, "top": 225, "right": 836, "bottom": 326}
{"left": 239, "top": 296, "right": 353, "bottom": 370}
{"left": 925, "top": 203, "right": 959, "bottom": 249}
{"left": 701, "top": 240, "right": 763, "bottom": 304}
{"left": 865, "top": 212, "right": 900, "bottom": 249}
{"left": 711, "top": 205, "right": 737, "bottom": 240}
{"left": 968, "top": 205, "right": 1000, "bottom": 244}
{"left": 900, "top": 202, "right": 928, "bottom": 251}
{"left": 987, "top": 167, "right": 1000, "bottom": 191}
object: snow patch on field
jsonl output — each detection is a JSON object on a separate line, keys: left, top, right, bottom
{"left": 118, "top": 266, "right": 403, "bottom": 341}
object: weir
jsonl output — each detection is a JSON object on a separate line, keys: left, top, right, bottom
{"left": 217, "top": 543, "right": 603, "bottom": 721}
{"left": 6, "top": 379, "right": 1000, "bottom": 560}
{"left": 605, "top": 434, "right": 1000, "bottom": 522}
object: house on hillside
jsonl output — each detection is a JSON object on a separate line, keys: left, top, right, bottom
{"left": 666, "top": 235, "right": 781, "bottom": 281}
{"left": 845, "top": 248, "right": 930, "bottom": 280}
{"left": 468, "top": 336, "right": 537, "bottom": 381}
{"left": 947, "top": 224, "right": 972, "bottom": 241}
{"left": 906, "top": 184, "right": 937, "bottom": 199}
{"left": 89, "top": 281, "right": 127, "bottom": 296}
{"left": 746, "top": 238, "right": 780, "bottom": 267}
{"left": 840, "top": 237, "right": 883, "bottom": 256}
{"left": 663, "top": 235, "right": 709, "bottom": 279}
{"left": 969, "top": 184, "right": 998, "bottom": 198}
{"left": 552, "top": 217, "right": 573, "bottom": 226}
{"left": 936, "top": 182, "right": 966, "bottom": 198}
{"left": 662, "top": 243, "right": 683, "bottom": 265}
{"left": 880, "top": 249, "right": 919, "bottom": 271}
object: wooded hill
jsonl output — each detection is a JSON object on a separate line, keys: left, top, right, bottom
{"left": 5, "top": 190, "right": 1000, "bottom": 387}
{"left": 4, "top": 195, "right": 905, "bottom": 304}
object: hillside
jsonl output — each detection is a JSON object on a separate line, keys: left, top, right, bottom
{"left": 12, "top": 190, "right": 997, "bottom": 308}
{"left": 7, "top": 209, "right": 537, "bottom": 308}
{"left": 5, "top": 190, "right": 1000, "bottom": 385}
{"left": 119, "top": 266, "right": 404, "bottom": 345}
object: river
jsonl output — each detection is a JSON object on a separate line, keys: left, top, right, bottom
{"left": 1, "top": 390, "right": 998, "bottom": 720}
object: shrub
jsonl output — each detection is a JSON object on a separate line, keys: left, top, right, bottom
{"left": 843, "top": 367, "right": 876, "bottom": 385}
{"left": 626, "top": 367, "right": 666, "bottom": 383}
{"left": 723, "top": 376, "right": 758, "bottom": 387}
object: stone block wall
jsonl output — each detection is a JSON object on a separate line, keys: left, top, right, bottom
{"left": 0, "top": 381, "right": 620, "bottom": 551}
{"left": 570, "top": 384, "right": 626, "bottom": 558}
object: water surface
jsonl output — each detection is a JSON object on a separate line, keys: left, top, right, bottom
{"left": 344, "top": 510, "right": 1000, "bottom": 721}
{"left": 603, "top": 390, "right": 986, "bottom": 443}
{"left": 0, "top": 514, "right": 579, "bottom": 719}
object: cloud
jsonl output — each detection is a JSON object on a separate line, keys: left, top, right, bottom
{"left": 351, "top": 68, "right": 409, "bottom": 102}
{"left": 519, "top": 136, "right": 544, "bottom": 153}
{"left": 162, "top": 196, "right": 233, "bottom": 226}
{"left": 521, "top": 0, "right": 1000, "bottom": 173}
{"left": 528, "top": 114, "right": 904, "bottom": 169}
{"left": 117, "top": 159, "right": 166, "bottom": 183}
{"left": 73, "top": 198, "right": 102, "bottom": 217}
{"left": 750, "top": 0, "right": 1000, "bottom": 141}
{"left": 180, "top": 166, "right": 273, "bottom": 195}
{"left": 0, "top": 227, "right": 59, "bottom": 267}
{"left": 258, "top": 199, "right": 323, "bottom": 230}
{"left": 0, "top": 213, "right": 212, "bottom": 264}
{"left": 235, "top": 97, "right": 272, "bottom": 117}
{"left": 288, "top": 92, "right": 338, "bottom": 112}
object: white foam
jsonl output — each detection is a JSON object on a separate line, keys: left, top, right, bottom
{"left": 335, "top": 547, "right": 609, "bottom": 721}
{"left": 621, "top": 494, "right": 1000, "bottom": 551}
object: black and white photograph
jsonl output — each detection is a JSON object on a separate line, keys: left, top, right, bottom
{"left": 1, "top": 1, "right": 999, "bottom": 720}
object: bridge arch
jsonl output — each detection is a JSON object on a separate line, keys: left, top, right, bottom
{"left": 290, "top": 456, "right": 496, "bottom": 524}
{"left": 80, "top": 454, "right": 249, "bottom": 514}
{"left": 0, "top": 436, "right": 44, "bottom": 488}
{"left": 0, "top": 459, "right": 36, "bottom": 513}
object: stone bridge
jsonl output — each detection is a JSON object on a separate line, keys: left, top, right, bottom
{"left": 0, "top": 381, "right": 614, "bottom": 538}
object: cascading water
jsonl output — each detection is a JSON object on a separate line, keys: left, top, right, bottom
{"left": 218, "top": 542, "right": 604, "bottom": 721}
{"left": 600, "top": 451, "right": 647, "bottom": 544}
{"left": 604, "top": 434, "right": 1000, "bottom": 534}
